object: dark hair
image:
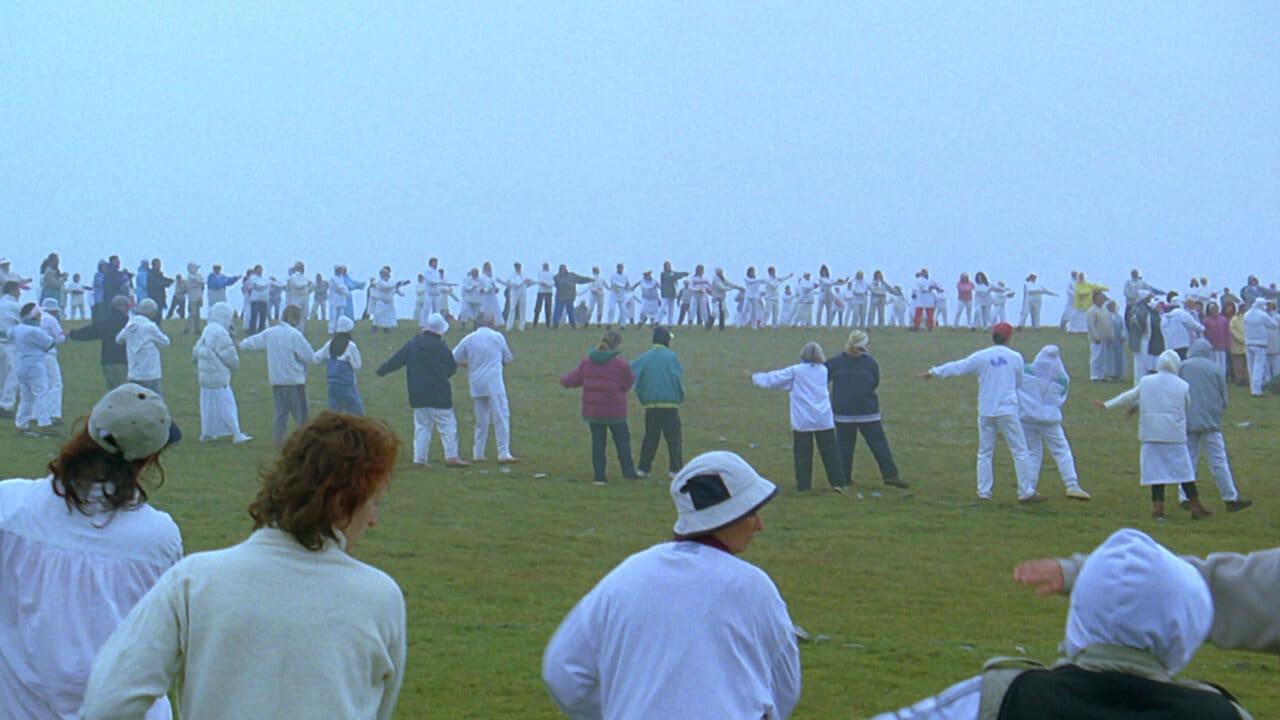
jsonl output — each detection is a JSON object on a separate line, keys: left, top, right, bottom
{"left": 993, "top": 332, "right": 1009, "bottom": 345}
{"left": 330, "top": 332, "right": 352, "bottom": 360}
{"left": 249, "top": 413, "right": 400, "bottom": 551}
{"left": 48, "top": 422, "right": 165, "bottom": 515}
{"left": 2, "top": 281, "right": 18, "bottom": 295}
{"left": 20, "top": 302, "right": 36, "bottom": 318}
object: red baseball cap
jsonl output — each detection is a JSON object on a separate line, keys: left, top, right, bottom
{"left": 992, "top": 322, "right": 1014, "bottom": 340}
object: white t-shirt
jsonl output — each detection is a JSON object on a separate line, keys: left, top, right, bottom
{"left": 543, "top": 541, "right": 800, "bottom": 720}
{"left": 452, "top": 327, "right": 513, "bottom": 397}
{"left": 0, "top": 476, "right": 181, "bottom": 720}
{"left": 929, "top": 345, "right": 1025, "bottom": 417}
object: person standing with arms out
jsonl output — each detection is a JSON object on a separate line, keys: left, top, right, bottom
{"left": 1086, "top": 290, "right": 1113, "bottom": 381}
{"left": 560, "top": 330, "right": 638, "bottom": 485}
{"left": 36, "top": 298, "right": 66, "bottom": 426}
{"left": 116, "top": 298, "right": 170, "bottom": 396}
{"left": 1176, "top": 339, "right": 1252, "bottom": 513}
{"left": 542, "top": 451, "right": 799, "bottom": 720}
{"left": 1242, "top": 299, "right": 1277, "bottom": 396}
{"left": 954, "top": 272, "right": 975, "bottom": 327}
{"left": 1017, "top": 272, "right": 1056, "bottom": 329}
{"left": 750, "top": 342, "right": 848, "bottom": 494}
{"left": 888, "top": 284, "right": 909, "bottom": 327}
{"left": 707, "top": 268, "right": 742, "bottom": 331}
{"left": 369, "top": 266, "right": 408, "bottom": 334}
{"left": 815, "top": 265, "right": 843, "bottom": 328}
{"left": 922, "top": 322, "right": 1044, "bottom": 503}
{"left": 70, "top": 294, "right": 131, "bottom": 390}
{"left": 606, "top": 263, "right": 634, "bottom": 328}
{"left": 757, "top": 266, "right": 789, "bottom": 327}
{"left": 552, "top": 264, "right": 592, "bottom": 329}
{"left": 184, "top": 263, "right": 206, "bottom": 335}
{"left": 65, "top": 272, "right": 88, "bottom": 321}
{"left": 11, "top": 303, "right": 56, "bottom": 435}
{"left": 1096, "top": 349, "right": 1211, "bottom": 520}
{"left": 2, "top": 384, "right": 183, "bottom": 720}
{"left": 0, "top": 281, "right": 21, "bottom": 417}
{"left": 315, "top": 316, "right": 365, "bottom": 415}
{"left": 533, "top": 262, "right": 555, "bottom": 328}
{"left": 1018, "top": 345, "right": 1091, "bottom": 501}
{"left": 499, "top": 262, "right": 536, "bottom": 331}
{"left": 240, "top": 305, "right": 318, "bottom": 446}
{"left": 1162, "top": 294, "right": 1204, "bottom": 360}
{"left": 412, "top": 273, "right": 427, "bottom": 326}
{"left": 204, "top": 264, "right": 240, "bottom": 307}
{"left": 846, "top": 270, "right": 870, "bottom": 328}
{"left": 194, "top": 301, "right": 252, "bottom": 444}
{"left": 631, "top": 326, "right": 684, "bottom": 479}
{"left": 972, "top": 271, "right": 993, "bottom": 329}
{"left": 166, "top": 271, "right": 187, "bottom": 322}
{"left": 868, "top": 270, "right": 890, "bottom": 326}
{"left": 453, "top": 313, "right": 518, "bottom": 464}
{"left": 911, "top": 269, "right": 941, "bottom": 331}
{"left": 244, "top": 264, "right": 270, "bottom": 335}
{"left": 660, "top": 261, "right": 689, "bottom": 326}
{"left": 310, "top": 272, "right": 329, "bottom": 323}
{"left": 586, "top": 266, "right": 607, "bottom": 327}
{"left": 422, "top": 256, "right": 444, "bottom": 317}
{"left": 688, "top": 265, "right": 713, "bottom": 326}
{"left": 377, "top": 313, "right": 469, "bottom": 468}
{"left": 826, "top": 330, "right": 906, "bottom": 490}
{"left": 285, "top": 261, "right": 312, "bottom": 327}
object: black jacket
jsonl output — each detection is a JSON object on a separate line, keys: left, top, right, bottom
{"left": 825, "top": 352, "right": 881, "bottom": 419}
{"left": 69, "top": 308, "right": 128, "bottom": 365}
{"left": 376, "top": 331, "right": 457, "bottom": 409}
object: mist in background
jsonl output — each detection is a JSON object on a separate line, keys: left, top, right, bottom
{"left": 3, "top": 2, "right": 1277, "bottom": 315}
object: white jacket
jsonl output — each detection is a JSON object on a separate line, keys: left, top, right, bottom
{"left": 193, "top": 304, "right": 239, "bottom": 388}
{"left": 543, "top": 541, "right": 800, "bottom": 720}
{"left": 1160, "top": 307, "right": 1203, "bottom": 350}
{"left": 752, "top": 362, "right": 834, "bottom": 431}
{"left": 929, "top": 345, "right": 1024, "bottom": 418}
{"left": 1243, "top": 307, "right": 1278, "bottom": 347}
{"left": 1104, "top": 351, "right": 1190, "bottom": 443}
{"left": 239, "top": 323, "right": 315, "bottom": 386}
{"left": 285, "top": 272, "right": 311, "bottom": 307}
{"left": 115, "top": 314, "right": 170, "bottom": 382}
{"left": 246, "top": 274, "right": 270, "bottom": 303}
{"left": 0, "top": 295, "right": 18, "bottom": 341}
{"left": 452, "top": 327, "right": 512, "bottom": 397}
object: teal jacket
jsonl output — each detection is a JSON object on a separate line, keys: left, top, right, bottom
{"left": 630, "top": 345, "right": 684, "bottom": 407}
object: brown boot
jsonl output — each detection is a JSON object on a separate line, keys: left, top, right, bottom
{"left": 1151, "top": 501, "right": 1165, "bottom": 519}
{"left": 1187, "top": 498, "right": 1213, "bottom": 519}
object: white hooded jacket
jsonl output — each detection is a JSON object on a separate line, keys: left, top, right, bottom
{"left": 1018, "top": 345, "right": 1069, "bottom": 424}
{"left": 194, "top": 303, "right": 239, "bottom": 388}
{"left": 115, "top": 314, "right": 170, "bottom": 382}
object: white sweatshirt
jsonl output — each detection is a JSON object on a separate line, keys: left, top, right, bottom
{"left": 929, "top": 345, "right": 1024, "bottom": 417}
{"left": 239, "top": 323, "right": 315, "bottom": 386}
{"left": 752, "top": 362, "right": 835, "bottom": 431}
{"left": 81, "top": 528, "right": 405, "bottom": 720}
{"left": 1160, "top": 307, "right": 1203, "bottom": 350}
{"left": 115, "top": 314, "right": 170, "bottom": 381}
{"left": 543, "top": 541, "right": 800, "bottom": 720}
{"left": 1243, "top": 307, "right": 1278, "bottom": 347}
{"left": 453, "top": 326, "right": 513, "bottom": 397}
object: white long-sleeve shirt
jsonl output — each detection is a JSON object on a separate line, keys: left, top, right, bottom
{"left": 81, "top": 528, "right": 406, "bottom": 720}
{"left": 1161, "top": 307, "right": 1203, "bottom": 350}
{"left": 0, "top": 476, "right": 181, "bottom": 720}
{"left": 239, "top": 323, "right": 315, "bottom": 386}
{"left": 543, "top": 541, "right": 801, "bottom": 720}
{"left": 452, "top": 326, "right": 513, "bottom": 397}
{"left": 752, "top": 362, "right": 834, "bottom": 431}
{"left": 1243, "top": 307, "right": 1278, "bottom": 347}
{"left": 115, "top": 314, "right": 170, "bottom": 382}
{"left": 929, "top": 345, "right": 1025, "bottom": 417}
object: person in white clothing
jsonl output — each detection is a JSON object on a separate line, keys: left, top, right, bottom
{"left": 239, "top": 306, "right": 317, "bottom": 446}
{"left": 1017, "top": 273, "right": 1056, "bottom": 329}
{"left": 66, "top": 272, "right": 89, "bottom": 320}
{"left": 422, "top": 257, "right": 444, "bottom": 317}
{"left": 115, "top": 298, "right": 170, "bottom": 396}
{"left": 1097, "top": 349, "right": 1211, "bottom": 520}
{"left": 453, "top": 314, "right": 518, "bottom": 463}
{"left": 499, "top": 262, "right": 536, "bottom": 331}
{"left": 868, "top": 271, "right": 890, "bottom": 326}
{"left": 0, "top": 281, "right": 25, "bottom": 414}
{"left": 1242, "top": 300, "right": 1277, "bottom": 396}
{"left": 923, "top": 322, "right": 1042, "bottom": 502}
{"left": 369, "top": 266, "right": 408, "bottom": 333}
{"left": 413, "top": 273, "right": 427, "bottom": 325}
{"left": 846, "top": 271, "right": 870, "bottom": 328}
{"left": 740, "top": 267, "right": 767, "bottom": 328}
{"left": 81, "top": 412, "right": 407, "bottom": 720}
{"left": 779, "top": 285, "right": 795, "bottom": 326}
{"left": 972, "top": 272, "right": 993, "bottom": 329}
{"left": 607, "top": 263, "right": 634, "bottom": 327}
{"left": 1059, "top": 270, "right": 1080, "bottom": 331}
{"left": 911, "top": 269, "right": 941, "bottom": 330}
{"left": 542, "top": 451, "right": 800, "bottom": 720}
{"left": 815, "top": 265, "right": 844, "bottom": 328}
{"left": 327, "top": 265, "right": 353, "bottom": 334}
{"left": 478, "top": 262, "right": 502, "bottom": 321}
{"left": 2, "top": 384, "right": 182, "bottom": 720}
{"left": 12, "top": 303, "right": 57, "bottom": 433}
{"left": 377, "top": 313, "right": 469, "bottom": 468}
{"left": 1018, "top": 345, "right": 1091, "bottom": 501}
{"left": 585, "top": 266, "right": 607, "bottom": 327}
{"left": 874, "top": 529, "right": 1243, "bottom": 720}
{"left": 750, "top": 342, "right": 847, "bottom": 493}
{"left": 37, "top": 298, "right": 66, "bottom": 426}
{"left": 763, "top": 267, "right": 793, "bottom": 327}
{"left": 533, "top": 262, "right": 556, "bottom": 328}
{"left": 888, "top": 285, "right": 909, "bottom": 327}
{"left": 636, "top": 270, "right": 662, "bottom": 325}
{"left": 284, "top": 262, "right": 312, "bottom": 326}
{"left": 990, "top": 281, "right": 1015, "bottom": 324}
{"left": 792, "top": 272, "right": 817, "bottom": 326}
{"left": 194, "top": 302, "right": 252, "bottom": 443}
{"left": 1161, "top": 295, "right": 1204, "bottom": 359}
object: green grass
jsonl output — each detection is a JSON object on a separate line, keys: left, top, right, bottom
{"left": 6, "top": 319, "right": 1278, "bottom": 718}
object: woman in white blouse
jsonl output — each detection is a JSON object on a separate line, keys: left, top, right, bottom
{"left": 82, "top": 412, "right": 407, "bottom": 720}
{"left": 750, "top": 342, "right": 848, "bottom": 494}
{"left": 0, "top": 383, "right": 182, "bottom": 720}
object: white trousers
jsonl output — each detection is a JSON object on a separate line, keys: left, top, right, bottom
{"left": 955, "top": 300, "right": 973, "bottom": 327}
{"left": 1019, "top": 300, "right": 1042, "bottom": 328}
{"left": 764, "top": 298, "right": 780, "bottom": 326}
{"left": 472, "top": 394, "right": 512, "bottom": 460}
{"left": 849, "top": 299, "right": 868, "bottom": 328}
{"left": 1247, "top": 346, "right": 1269, "bottom": 395}
{"left": 741, "top": 298, "right": 764, "bottom": 327}
{"left": 199, "top": 386, "right": 245, "bottom": 440}
{"left": 68, "top": 298, "right": 88, "bottom": 320}
{"left": 816, "top": 298, "right": 837, "bottom": 327}
{"left": 506, "top": 293, "right": 527, "bottom": 331}
{"left": 869, "top": 298, "right": 886, "bottom": 326}
{"left": 976, "top": 414, "right": 1036, "bottom": 499}
{"left": 15, "top": 370, "right": 51, "bottom": 428}
{"left": 588, "top": 294, "right": 605, "bottom": 324}
{"left": 975, "top": 303, "right": 992, "bottom": 329}
{"left": 662, "top": 298, "right": 678, "bottom": 325}
{"left": 414, "top": 407, "right": 460, "bottom": 463}
{"left": 37, "top": 355, "right": 62, "bottom": 421}
{"left": 792, "top": 301, "right": 813, "bottom": 327}
{"left": 1021, "top": 420, "right": 1080, "bottom": 490}
{"left": 889, "top": 304, "right": 906, "bottom": 327}
{"left": 1212, "top": 350, "right": 1228, "bottom": 378}
{"left": 1089, "top": 342, "right": 1107, "bottom": 380}
{"left": 1179, "top": 430, "right": 1239, "bottom": 502}
{"left": 0, "top": 343, "right": 15, "bottom": 410}
{"left": 606, "top": 294, "right": 627, "bottom": 325}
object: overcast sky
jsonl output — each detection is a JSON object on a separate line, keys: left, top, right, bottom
{"left": 3, "top": 2, "right": 1277, "bottom": 308}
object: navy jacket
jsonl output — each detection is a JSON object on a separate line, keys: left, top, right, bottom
{"left": 376, "top": 331, "right": 457, "bottom": 409}
{"left": 69, "top": 308, "right": 128, "bottom": 365}
{"left": 824, "top": 352, "right": 881, "bottom": 418}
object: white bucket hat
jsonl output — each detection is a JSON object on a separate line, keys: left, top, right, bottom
{"left": 671, "top": 451, "right": 777, "bottom": 537}
{"left": 334, "top": 316, "right": 355, "bottom": 333}
{"left": 88, "top": 383, "right": 182, "bottom": 461}
{"left": 423, "top": 312, "right": 449, "bottom": 335}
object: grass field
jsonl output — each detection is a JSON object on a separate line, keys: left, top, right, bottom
{"left": 5, "top": 318, "right": 1277, "bottom": 718}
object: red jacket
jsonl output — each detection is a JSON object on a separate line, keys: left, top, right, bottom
{"left": 561, "top": 350, "right": 634, "bottom": 421}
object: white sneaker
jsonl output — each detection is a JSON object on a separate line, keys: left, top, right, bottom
{"left": 1066, "top": 487, "right": 1091, "bottom": 501}
{"left": 635, "top": 470, "right": 649, "bottom": 478}
{"left": 233, "top": 434, "right": 253, "bottom": 444}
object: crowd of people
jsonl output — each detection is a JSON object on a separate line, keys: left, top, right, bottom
{"left": 0, "top": 251, "right": 1278, "bottom": 718}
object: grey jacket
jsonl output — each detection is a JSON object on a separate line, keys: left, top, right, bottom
{"left": 1180, "top": 338, "right": 1227, "bottom": 433}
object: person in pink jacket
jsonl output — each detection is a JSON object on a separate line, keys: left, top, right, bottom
{"left": 1201, "top": 301, "right": 1231, "bottom": 378}
{"left": 560, "top": 330, "right": 638, "bottom": 485}
{"left": 955, "top": 273, "right": 975, "bottom": 327}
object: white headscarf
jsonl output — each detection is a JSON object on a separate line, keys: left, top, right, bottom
{"left": 1156, "top": 349, "right": 1181, "bottom": 374}
{"left": 1031, "top": 345, "right": 1067, "bottom": 385}
{"left": 1064, "top": 529, "right": 1212, "bottom": 676}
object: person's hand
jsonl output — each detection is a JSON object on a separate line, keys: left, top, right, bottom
{"left": 1091, "top": 399, "right": 1105, "bottom": 409}
{"left": 1013, "top": 558, "right": 1066, "bottom": 597}
{"left": 918, "top": 371, "right": 933, "bottom": 380}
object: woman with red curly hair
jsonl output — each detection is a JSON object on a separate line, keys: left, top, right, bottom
{"left": 82, "top": 412, "right": 407, "bottom": 720}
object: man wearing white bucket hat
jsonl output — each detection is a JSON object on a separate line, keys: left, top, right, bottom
{"left": 377, "top": 313, "right": 470, "bottom": 468}
{"left": 543, "top": 451, "right": 800, "bottom": 720}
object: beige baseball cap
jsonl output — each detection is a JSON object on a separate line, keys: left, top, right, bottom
{"left": 88, "top": 384, "right": 182, "bottom": 461}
